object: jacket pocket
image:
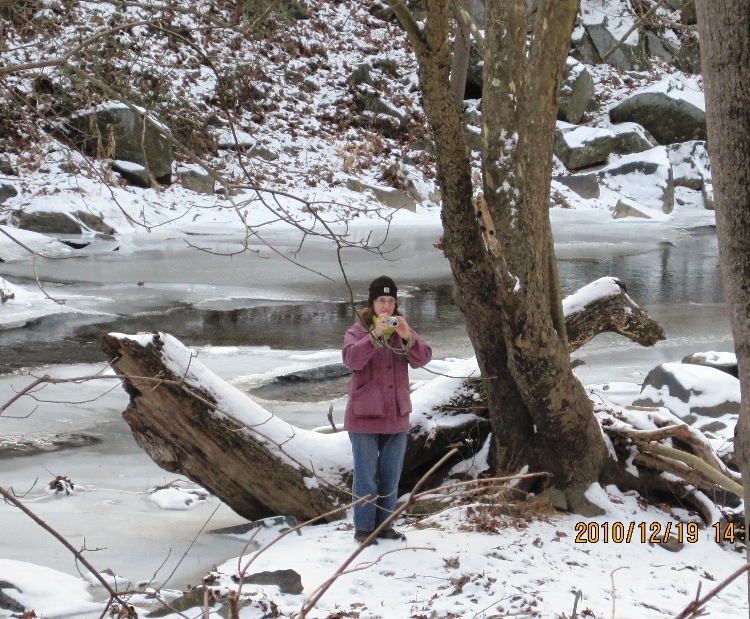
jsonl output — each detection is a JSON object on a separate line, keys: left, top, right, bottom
{"left": 349, "top": 378, "right": 386, "bottom": 418}
{"left": 396, "top": 390, "right": 412, "bottom": 417}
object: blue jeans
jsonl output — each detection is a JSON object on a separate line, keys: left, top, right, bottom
{"left": 348, "top": 432, "right": 408, "bottom": 532}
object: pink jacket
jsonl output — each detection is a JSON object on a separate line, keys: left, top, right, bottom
{"left": 342, "top": 321, "right": 433, "bottom": 434}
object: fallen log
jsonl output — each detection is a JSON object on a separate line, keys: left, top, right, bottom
{"left": 564, "top": 277, "right": 665, "bottom": 352}
{"left": 100, "top": 332, "right": 489, "bottom": 521}
{"left": 101, "top": 332, "right": 351, "bottom": 521}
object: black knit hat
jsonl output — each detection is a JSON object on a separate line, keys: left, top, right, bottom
{"left": 368, "top": 275, "right": 398, "bottom": 304}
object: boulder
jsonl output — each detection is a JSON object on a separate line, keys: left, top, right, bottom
{"left": 611, "top": 197, "right": 662, "bottom": 220}
{"left": 608, "top": 76, "right": 706, "bottom": 145}
{"left": 178, "top": 166, "right": 215, "bottom": 195}
{"left": 644, "top": 31, "right": 701, "bottom": 75}
{"left": 578, "top": 0, "right": 650, "bottom": 71}
{"left": 558, "top": 57, "right": 595, "bottom": 124}
{"left": 633, "top": 362, "right": 740, "bottom": 421}
{"left": 0, "top": 183, "right": 17, "bottom": 204}
{"left": 667, "top": 141, "right": 710, "bottom": 191}
{"left": 66, "top": 103, "right": 173, "bottom": 182}
{"left": 0, "top": 158, "right": 15, "bottom": 175}
{"left": 244, "top": 569, "right": 303, "bottom": 595}
{"left": 399, "top": 163, "right": 442, "bottom": 204}
{"left": 347, "top": 63, "right": 373, "bottom": 88}
{"left": 610, "top": 122, "right": 658, "bottom": 155}
{"left": 584, "top": 22, "right": 650, "bottom": 72}
{"left": 250, "top": 363, "right": 350, "bottom": 402}
{"left": 112, "top": 160, "right": 151, "bottom": 188}
{"left": 554, "top": 123, "right": 618, "bottom": 170}
{"left": 13, "top": 211, "right": 84, "bottom": 234}
{"left": 570, "top": 24, "right": 602, "bottom": 66}
{"left": 346, "top": 178, "right": 417, "bottom": 211}
{"left": 553, "top": 172, "right": 600, "bottom": 200}
{"left": 248, "top": 144, "right": 279, "bottom": 162}
{"left": 597, "top": 147, "right": 674, "bottom": 213}
{"left": 11, "top": 209, "right": 115, "bottom": 235}
{"left": 76, "top": 211, "right": 116, "bottom": 235}
{"left": 645, "top": 31, "right": 676, "bottom": 66}
{"left": 682, "top": 351, "right": 738, "bottom": 378}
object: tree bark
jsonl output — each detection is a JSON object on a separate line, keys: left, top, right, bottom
{"left": 696, "top": 1, "right": 750, "bottom": 608}
{"left": 449, "top": 0, "right": 471, "bottom": 106}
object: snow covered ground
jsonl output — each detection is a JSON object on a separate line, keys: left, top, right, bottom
{"left": 1, "top": 348, "right": 748, "bottom": 619}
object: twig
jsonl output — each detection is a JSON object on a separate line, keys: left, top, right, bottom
{"left": 601, "top": 0, "right": 670, "bottom": 62}
{"left": 572, "top": 589, "right": 583, "bottom": 618}
{"left": 326, "top": 404, "right": 337, "bottom": 432}
{"left": 672, "top": 562, "right": 750, "bottom": 619}
{"left": 160, "top": 502, "right": 223, "bottom": 591}
{"left": 610, "top": 566, "right": 626, "bottom": 619}
{"left": 0, "top": 485, "right": 133, "bottom": 612}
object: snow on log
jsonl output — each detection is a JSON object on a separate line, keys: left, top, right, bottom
{"left": 101, "top": 332, "right": 352, "bottom": 522}
{"left": 100, "top": 332, "right": 489, "bottom": 522}
{"left": 563, "top": 277, "right": 665, "bottom": 352}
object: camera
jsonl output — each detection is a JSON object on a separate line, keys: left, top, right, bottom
{"left": 387, "top": 317, "right": 399, "bottom": 328}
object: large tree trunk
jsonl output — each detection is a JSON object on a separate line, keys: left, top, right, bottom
{"left": 482, "top": 0, "right": 606, "bottom": 494}
{"left": 696, "top": 1, "right": 750, "bottom": 608}
{"left": 387, "top": 0, "right": 608, "bottom": 503}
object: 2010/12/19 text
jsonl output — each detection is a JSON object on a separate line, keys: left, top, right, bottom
{"left": 574, "top": 521, "right": 700, "bottom": 544}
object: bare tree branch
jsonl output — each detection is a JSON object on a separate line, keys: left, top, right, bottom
{"left": 0, "top": 485, "right": 135, "bottom": 614}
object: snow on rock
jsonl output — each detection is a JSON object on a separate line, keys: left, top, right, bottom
{"left": 633, "top": 362, "right": 740, "bottom": 437}
{"left": 0, "top": 559, "right": 101, "bottom": 617}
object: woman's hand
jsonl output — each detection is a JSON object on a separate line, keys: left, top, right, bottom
{"left": 394, "top": 316, "right": 411, "bottom": 341}
{"left": 373, "top": 315, "right": 410, "bottom": 340}
{"left": 373, "top": 314, "right": 388, "bottom": 337}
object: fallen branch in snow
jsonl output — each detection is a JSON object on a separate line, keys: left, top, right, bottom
{"left": 673, "top": 562, "right": 750, "bottom": 619}
{"left": 597, "top": 404, "right": 742, "bottom": 527}
{"left": 638, "top": 442, "right": 742, "bottom": 496}
{"left": 602, "top": 414, "right": 742, "bottom": 497}
{"left": 614, "top": 423, "right": 741, "bottom": 484}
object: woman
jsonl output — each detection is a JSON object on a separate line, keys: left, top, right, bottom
{"left": 342, "top": 275, "right": 432, "bottom": 544}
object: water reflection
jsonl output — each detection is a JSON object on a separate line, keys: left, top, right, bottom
{"left": 72, "top": 284, "right": 464, "bottom": 351}
{"left": 558, "top": 227, "right": 723, "bottom": 305}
